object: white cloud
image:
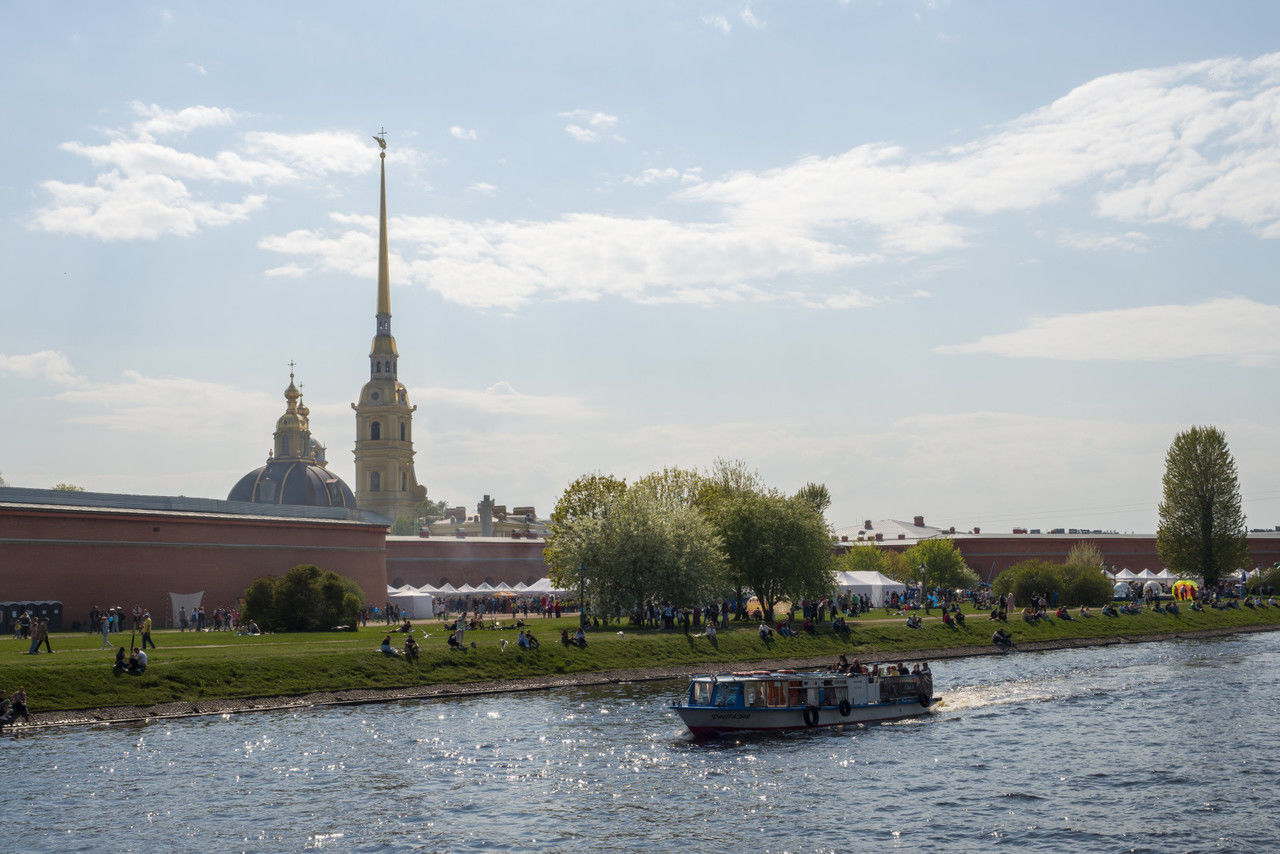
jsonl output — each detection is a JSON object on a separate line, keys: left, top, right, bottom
{"left": 36, "top": 106, "right": 410, "bottom": 241}
{"left": 412, "top": 382, "right": 594, "bottom": 419}
{"left": 559, "top": 110, "right": 623, "bottom": 143}
{"left": 37, "top": 171, "right": 266, "bottom": 240}
{"left": 259, "top": 211, "right": 869, "bottom": 309}
{"left": 0, "top": 350, "right": 81, "bottom": 385}
{"left": 740, "top": 7, "right": 763, "bottom": 29}
{"left": 1057, "top": 229, "right": 1150, "bottom": 252}
{"left": 702, "top": 15, "right": 731, "bottom": 34}
{"left": 56, "top": 369, "right": 278, "bottom": 437}
{"left": 937, "top": 297, "right": 1280, "bottom": 366}
{"left": 623, "top": 166, "right": 703, "bottom": 186}
{"left": 242, "top": 131, "right": 377, "bottom": 176}
{"left": 468, "top": 181, "right": 497, "bottom": 196}
{"left": 449, "top": 126, "right": 478, "bottom": 141}
{"left": 682, "top": 52, "right": 1280, "bottom": 254}
{"left": 186, "top": 62, "right": 208, "bottom": 77}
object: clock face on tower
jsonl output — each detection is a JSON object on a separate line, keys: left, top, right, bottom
{"left": 377, "top": 317, "right": 390, "bottom": 334}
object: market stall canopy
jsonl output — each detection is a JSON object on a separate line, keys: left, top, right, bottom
{"left": 833, "top": 570, "right": 906, "bottom": 607}
{"left": 388, "top": 590, "right": 435, "bottom": 619}
{"left": 1156, "top": 570, "right": 1176, "bottom": 581}
{"left": 524, "top": 577, "right": 570, "bottom": 594}
{"left": 1115, "top": 569, "right": 1138, "bottom": 581}
{"left": 455, "top": 583, "right": 478, "bottom": 594}
{"left": 436, "top": 583, "right": 458, "bottom": 593}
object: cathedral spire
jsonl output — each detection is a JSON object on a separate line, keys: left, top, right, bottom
{"left": 375, "top": 132, "right": 391, "bottom": 319}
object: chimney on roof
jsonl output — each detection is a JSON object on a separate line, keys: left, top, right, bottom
{"left": 949, "top": 526, "right": 956, "bottom": 534}
{"left": 973, "top": 527, "right": 980, "bottom": 534}
{"left": 898, "top": 533, "right": 906, "bottom": 540}
{"left": 840, "top": 535, "right": 849, "bottom": 542}
{"left": 875, "top": 533, "right": 884, "bottom": 542}
{"left": 864, "top": 520, "right": 872, "bottom": 530}
{"left": 913, "top": 515, "right": 925, "bottom": 528}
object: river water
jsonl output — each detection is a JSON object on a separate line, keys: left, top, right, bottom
{"left": 2, "top": 632, "right": 1277, "bottom": 853}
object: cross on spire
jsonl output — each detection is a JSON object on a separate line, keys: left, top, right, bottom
{"left": 288, "top": 359, "right": 296, "bottom": 381}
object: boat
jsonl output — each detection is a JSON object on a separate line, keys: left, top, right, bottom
{"left": 672, "top": 666, "right": 935, "bottom": 737}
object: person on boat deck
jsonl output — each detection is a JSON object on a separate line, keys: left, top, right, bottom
{"left": 404, "top": 635, "right": 420, "bottom": 661}
{"left": 836, "top": 654, "right": 850, "bottom": 672}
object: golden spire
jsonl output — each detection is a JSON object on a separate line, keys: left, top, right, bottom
{"left": 375, "top": 130, "right": 391, "bottom": 318}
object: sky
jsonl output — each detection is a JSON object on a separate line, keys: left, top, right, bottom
{"left": 2, "top": 1, "right": 1279, "bottom": 536}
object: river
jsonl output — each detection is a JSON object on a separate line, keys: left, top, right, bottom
{"left": 2, "top": 632, "right": 1277, "bottom": 852}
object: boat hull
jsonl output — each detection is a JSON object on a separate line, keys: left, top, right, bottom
{"left": 676, "top": 697, "right": 934, "bottom": 737}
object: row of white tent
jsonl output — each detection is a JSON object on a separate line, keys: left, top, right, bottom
{"left": 1107, "top": 569, "right": 1177, "bottom": 582}
{"left": 385, "top": 578, "right": 572, "bottom": 619}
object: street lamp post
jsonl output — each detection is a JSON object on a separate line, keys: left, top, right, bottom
{"left": 578, "top": 562, "right": 587, "bottom": 629}
{"left": 920, "top": 563, "right": 929, "bottom": 615}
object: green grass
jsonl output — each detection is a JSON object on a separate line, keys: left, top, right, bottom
{"left": 4, "top": 605, "right": 1279, "bottom": 713}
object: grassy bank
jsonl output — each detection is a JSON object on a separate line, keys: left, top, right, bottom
{"left": 4, "top": 605, "right": 1280, "bottom": 713}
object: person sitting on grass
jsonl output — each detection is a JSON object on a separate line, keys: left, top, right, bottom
{"left": 448, "top": 631, "right": 463, "bottom": 649}
{"left": 1165, "top": 601, "right": 1179, "bottom": 615}
{"left": 905, "top": 614, "right": 922, "bottom": 629}
{"left": 574, "top": 627, "right": 588, "bottom": 648}
{"left": 1269, "top": 597, "right": 1279, "bottom": 608}
{"left": 702, "top": 621, "right": 717, "bottom": 640}
{"left": 1102, "top": 603, "right": 1118, "bottom": 617}
{"left": 1191, "top": 600, "right": 1204, "bottom": 612}
{"left": 941, "top": 610, "right": 954, "bottom": 628}
{"left": 1079, "top": 605, "right": 1092, "bottom": 617}
{"left": 380, "top": 634, "right": 401, "bottom": 656}
{"left": 517, "top": 630, "right": 530, "bottom": 649}
{"left": 1056, "top": 606, "right": 1072, "bottom": 620}
{"left": 758, "top": 622, "right": 773, "bottom": 640}
{"left": 525, "top": 631, "right": 540, "bottom": 649}
{"left": 1022, "top": 607, "right": 1038, "bottom": 624}
{"left": 992, "top": 628, "right": 1013, "bottom": 649}
{"left": 112, "top": 646, "right": 127, "bottom": 672}
{"left": 560, "top": 628, "right": 571, "bottom": 646}
{"left": 127, "top": 648, "right": 147, "bottom": 675}
{"left": 953, "top": 609, "right": 966, "bottom": 627}
{"left": 404, "top": 635, "right": 420, "bottom": 661}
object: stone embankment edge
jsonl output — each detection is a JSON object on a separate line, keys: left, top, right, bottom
{"left": 13, "top": 623, "right": 1279, "bottom": 732}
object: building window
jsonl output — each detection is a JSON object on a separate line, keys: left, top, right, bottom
{"left": 401, "top": 472, "right": 407, "bottom": 491}
{"left": 400, "top": 423, "right": 406, "bottom": 441}
{"left": 370, "top": 471, "right": 381, "bottom": 492}
{"left": 375, "top": 362, "right": 381, "bottom": 373}
{"left": 371, "top": 421, "right": 381, "bottom": 440}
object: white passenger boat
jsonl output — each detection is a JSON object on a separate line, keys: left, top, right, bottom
{"left": 672, "top": 667, "right": 935, "bottom": 737}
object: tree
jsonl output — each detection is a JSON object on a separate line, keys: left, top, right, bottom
{"left": 390, "top": 495, "right": 450, "bottom": 535}
{"left": 633, "top": 466, "right": 706, "bottom": 510}
{"left": 794, "top": 482, "right": 831, "bottom": 516}
{"left": 837, "top": 543, "right": 890, "bottom": 575}
{"left": 708, "top": 490, "right": 834, "bottom": 620}
{"left": 1157, "top": 426, "right": 1249, "bottom": 589}
{"left": 898, "top": 538, "right": 979, "bottom": 610}
{"left": 552, "top": 486, "right": 726, "bottom": 622}
{"left": 52, "top": 482, "right": 85, "bottom": 492}
{"left": 241, "top": 564, "right": 364, "bottom": 632}
{"left": 544, "top": 473, "right": 628, "bottom": 590}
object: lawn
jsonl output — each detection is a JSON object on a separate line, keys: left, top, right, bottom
{"left": 3, "top": 604, "right": 1278, "bottom": 713}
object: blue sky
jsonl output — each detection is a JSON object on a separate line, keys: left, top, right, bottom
{"left": 2, "top": 1, "right": 1278, "bottom": 535}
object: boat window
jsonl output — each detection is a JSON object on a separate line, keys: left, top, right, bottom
{"left": 691, "top": 682, "right": 714, "bottom": 706}
{"left": 766, "top": 681, "right": 787, "bottom": 707}
{"left": 787, "top": 681, "right": 804, "bottom": 707}
{"left": 823, "top": 685, "right": 848, "bottom": 705}
{"left": 743, "top": 681, "right": 767, "bottom": 707}
{"left": 713, "top": 683, "right": 743, "bottom": 708}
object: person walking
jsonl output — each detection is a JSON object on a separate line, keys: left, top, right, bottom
{"left": 99, "top": 611, "right": 112, "bottom": 649}
{"left": 29, "top": 618, "right": 52, "bottom": 654}
{"left": 140, "top": 612, "right": 156, "bottom": 649}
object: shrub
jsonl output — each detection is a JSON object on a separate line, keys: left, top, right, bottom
{"left": 241, "top": 564, "right": 364, "bottom": 632}
{"left": 993, "top": 558, "right": 1113, "bottom": 607}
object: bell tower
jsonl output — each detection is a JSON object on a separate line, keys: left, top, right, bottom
{"left": 352, "top": 133, "right": 426, "bottom": 524}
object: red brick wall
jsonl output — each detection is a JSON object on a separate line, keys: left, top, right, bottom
{"left": 0, "top": 506, "right": 387, "bottom": 628}
{"left": 385, "top": 536, "right": 549, "bottom": 588}
{"left": 878, "top": 535, "right": 1280, "bottom": 583}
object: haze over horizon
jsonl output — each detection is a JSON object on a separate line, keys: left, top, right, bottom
{"left": 2, "top": 2, "right": 1278, "bottom": 535}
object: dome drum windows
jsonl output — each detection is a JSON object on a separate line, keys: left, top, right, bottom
{"left": 371, "top": 421, "right": 381, "bottom": 440}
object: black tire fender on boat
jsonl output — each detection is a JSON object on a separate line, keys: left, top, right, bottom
{"left": 803, "top": 705, "right": 820, "bottom": 727}
{"left": 918, "top": 693, "right": 932, "bottom": 708}
{"left": 838, "top": 699, "right": 852, "bottom": 717}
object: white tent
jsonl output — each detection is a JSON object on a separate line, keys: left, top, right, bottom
{"left": 1115, "top": 569, "right": 1138, "bottom": 581}
{"left": 436, "top": 583, "right": 458, "bottom": 593}
{"left": 455, "top": 583, "right": 477, "bottom": 594}
{"left": 1142, "top": 580, "right": 1164, "bottom": 598}
{"left": 416, "top": 583, "right": 441, "bottom": 594}
{"left": 513, "top": 581, "right": 529, "bottom": 591}
{"left": 524, "top": 577, "right": 571, "bottom": 595}
{"left": 1137, "top": 569, "right": 1160, "bottom": 580}
{"left": 1155, "top": 569, "right": 1176, "bottom": 581}
{"left": 834, "top": 571, "right": 906, "bottom": 607}
{"left": 474, "top": 582, "right": 495, "bottom": 592}
{"left": 1113, "top": 582, "right": 1131, "bottom": 597}
{"left": 388, "top": 589, "right": 435, "bottom": 618}
{"left": 494, "top": 582, "right": 514, "bottom": 592}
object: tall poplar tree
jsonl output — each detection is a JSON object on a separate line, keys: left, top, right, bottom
{"left": 1156, "top": 426, "right": 1249, "bottom": 588}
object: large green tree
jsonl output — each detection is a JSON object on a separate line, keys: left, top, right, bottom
{"left": 544, "top": 472, "right": 628, "bottom": 589}
{"left": 837, "top": 543, "right": 891, "bottom": 575}
{"left": 708, "top": 490, "right": 833, "bottom": 619}
{"left": 242, "top": 564, "right": 364, "bottom": 632}
{"left": 898, "top": 538, "right": 979, "bottom": 610}
{"left": 1156, "top": 426, "right": 1249, "bottom": 589}
{"left": 551, "top": 485, "right": 726, "bottom": 622}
